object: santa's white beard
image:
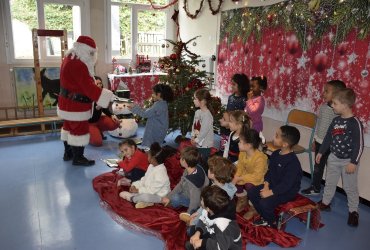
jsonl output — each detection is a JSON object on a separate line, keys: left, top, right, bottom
{"left": 66, "top": 42, "right": 97, "bottom": 77}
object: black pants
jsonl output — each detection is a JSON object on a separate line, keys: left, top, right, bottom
{"left": 312, "top": 141, "right": 331, "bottom": 191}
{"left": 126, "top": 168, "right": 146, "bottom": 182}
{"left": 248, "top": 184, "right": 296, "bottom": 225}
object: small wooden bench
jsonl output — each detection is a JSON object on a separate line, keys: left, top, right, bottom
{"left": 0, "top": 116, "right": 63, "bottom": 136}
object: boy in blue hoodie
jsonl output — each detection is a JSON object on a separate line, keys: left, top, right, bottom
{"left": 162, "top": 146, "right": 209, "bottom": 214}
{"left": 248, "top": 125, "right": 302, "bottom": 227}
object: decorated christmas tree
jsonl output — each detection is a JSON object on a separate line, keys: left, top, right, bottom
{"left": 158, "top": 36, "right": 223, "bottom": 136}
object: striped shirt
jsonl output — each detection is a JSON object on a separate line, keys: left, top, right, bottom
{"left": 314, "top": 103, "right": 337, "bottom": 144}
{"left": 319, "top": 116, "right": 364, "bottom": 165}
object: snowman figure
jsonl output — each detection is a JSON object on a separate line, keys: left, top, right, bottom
{"left": 108, "top": 100, "right": 138, "bottom": 138}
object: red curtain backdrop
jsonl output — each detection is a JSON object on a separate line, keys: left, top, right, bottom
{"left": 217, "top": 25, "right": 370, "bottom": 146}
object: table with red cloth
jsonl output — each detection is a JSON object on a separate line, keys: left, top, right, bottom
{"left": 107, "top": 72, "right": 166, "bottom": 105}
{"left": 93, "top": 151, "right": 322, "bottom": 250}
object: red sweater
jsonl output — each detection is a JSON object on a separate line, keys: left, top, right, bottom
{"left": 118, "top": 149, "right": 149, "bottom": 173}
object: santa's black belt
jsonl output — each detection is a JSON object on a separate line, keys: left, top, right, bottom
{"left": 60, "top": 87, "right": 92, "bottom": 103}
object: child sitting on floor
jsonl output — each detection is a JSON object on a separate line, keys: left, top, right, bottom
{"left": 116, "top": 139, "right": 149, "bottom": 185}
{"left": 162, "top": 146, "right": 209, "bottom": 214}
{"left": 233, "top": 128, "right": 268, "bottom": 218}
{"left": 248, "top": 125, "right": 302, "bottom": 227}
{"left": 186, "top": 185, "right": 242, "bottom": 250}
{"left": 119, "top": 142, "right": 171, "bottom": 209}
{"left": 180, "top": 156, "right": 237, "bottom": 233}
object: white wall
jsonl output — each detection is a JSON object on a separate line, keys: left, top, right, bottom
{"left": 178, "top": 0, "right": 370, "bottom": 202}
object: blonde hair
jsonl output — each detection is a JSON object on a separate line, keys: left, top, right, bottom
{"left": 229, "top": 110, "right": 251, "bottom": 130}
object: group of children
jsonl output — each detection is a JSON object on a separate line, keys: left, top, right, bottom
{"left": 110, "top": 74, "right": 364, "bottom": 249}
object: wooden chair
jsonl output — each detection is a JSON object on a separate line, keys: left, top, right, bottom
{"left": 265, "top": 109, "right": 317, "bottom": 180}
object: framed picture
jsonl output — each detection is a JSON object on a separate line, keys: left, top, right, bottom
{"left": 14, "top": 67, "right": 60, "bottom": 108}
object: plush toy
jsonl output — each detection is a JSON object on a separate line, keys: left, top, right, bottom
{"left": 108, "top": 101, "right": 138, "bottom": 138}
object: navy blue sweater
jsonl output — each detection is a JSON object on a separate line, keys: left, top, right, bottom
{"left": 265, "top": 150, "right": 302, "bottom": 196}
{"left": 319, "top": 116, "right": 364, "bottom": 165}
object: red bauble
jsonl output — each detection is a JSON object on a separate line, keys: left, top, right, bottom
{"left": 313, "top": 52, "right": 328, "bottom": 72}
{"left": 244, "top": 43, "right": 249, "bottom": 54}
{"left": 337, "top": 42, "right": 348, "bottom": 56}
{"left": 160, "top": 64, "right": 164, "bottom": 69}
{"left": 287, "top": 35, "right": 299, "bottom": 55}
{"left": 218, "top": 50, "right": 226, "bottom": 64}
{"left": 229, "top": 43, "right": 236, "bottom": 52}
{"left": 267, "top": 14, "right": 274, "bottom": 23}
{"left": 170, "top": 53, "right": 177, "bottom": 60}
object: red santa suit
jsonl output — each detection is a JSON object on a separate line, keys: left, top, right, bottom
{"left": 57, "top": 36, "right": 114, "bottom": 165}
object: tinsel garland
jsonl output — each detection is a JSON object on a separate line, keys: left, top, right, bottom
{"left": 220, "top": 0, "right": 370, "bottom": 50}
{"left": 183, "top": 0, "right": 204, "bottom": 19}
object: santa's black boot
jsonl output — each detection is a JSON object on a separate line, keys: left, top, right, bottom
{"left": 71, "top": 146, "right": 95, "bottom": 166}
{"left": 63, "top": 141, "right": 73, "bottom": 161}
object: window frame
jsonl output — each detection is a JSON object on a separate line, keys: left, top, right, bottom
{"left": 105, "top": 0, "right": 174, "bottom": 64}
{"left": 3, "top": 0, "right": 90, "bottom": 65}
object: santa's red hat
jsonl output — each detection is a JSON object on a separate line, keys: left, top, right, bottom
{"left": 76, "top": 36, "right": 96, "bottom": 49}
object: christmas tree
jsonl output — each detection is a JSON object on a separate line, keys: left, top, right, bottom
{"left": 158, "top": 36, "right": 223, "bottom": 136}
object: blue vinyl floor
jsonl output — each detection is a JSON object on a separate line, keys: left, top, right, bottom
{"left": 0, "top": 128, "right": 369, "bottom": 250}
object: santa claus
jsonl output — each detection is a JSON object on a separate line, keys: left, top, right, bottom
{"left": 58, "top": 36, "right": 115, "bottom": 166}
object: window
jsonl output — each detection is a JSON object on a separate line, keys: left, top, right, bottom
{"left": 4, "top": 0, "right": 89, "bottom": 63}
{"left": 108, "top": 0, "right": 173, "bottom": 63}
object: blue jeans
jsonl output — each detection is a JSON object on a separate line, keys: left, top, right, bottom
{"left": 170, "top": 193, "right": 190, "bottom": 209}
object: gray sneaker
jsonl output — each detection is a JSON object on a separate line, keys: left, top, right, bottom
{"left": 301, "top": 186, "right": 320, "bottom": 196}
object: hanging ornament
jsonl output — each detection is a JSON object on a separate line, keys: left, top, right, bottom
{"left": 211, "top": 55, "right": 216, "bottom": 61}
{"left": 202, "top": 64, "right": 206, "bottom": 68}
{"left": 229, "top": 43, "right": 236, "bottom": 52}
{"left": 218, "top": 50, "right": 226, "bottom": 64}
{"left": 287, "top": 35, "right": 299, "bottom": 55}
{"left": 361, "top": 69, "right": 369, "bottom": 78}
{"left": 161, "top": 44, "right": 165, "bottom": 48}
{"left": 166, "top": 44, "right": 170, "bottom": 48}
{"left": 267, "top": 13, "right": 274, "bottom": 23}
{"left": 170, "top": 53, "right": 177, "bottom": 60}
{"left": 337, "top": 42, "right": 348, "bottom": 56}
{"left": 314, "top": 52, "right": 328, "bottom": 72}
{"left": 244, "top": 43, "right": 249, "bottom": 54}
{"left": 193, "top": 42, "right": 197, "bottom": 46}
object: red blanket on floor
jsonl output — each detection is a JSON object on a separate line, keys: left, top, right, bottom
{"left": 93, "top": 153, "right": 321, "bottom": 249}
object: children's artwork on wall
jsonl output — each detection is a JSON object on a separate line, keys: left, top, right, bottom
{"left": 217, "top": 6, "right": 370, "bottom": 146}
{"left": 14, "top": 67, "right": 60, "bottom": 108}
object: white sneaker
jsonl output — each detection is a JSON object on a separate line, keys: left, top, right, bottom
{"left": 119, "top": 191, "right": 134, "bottom": 201}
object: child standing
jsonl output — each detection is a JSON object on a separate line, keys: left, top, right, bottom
{"left": 317, "top": 88, "right": 364, "bottom": 227}
{"left": 301, "top": 80, "right": 346, "bottom": 195}
{"left": 119, "top": 142, "right": 171, "bottom": 209}
{"left": 186, "top": 186, "right": 242, "bottom": 250}
{"left": 191, "top": 88, "right": 214, "bottom": 166}
{"left": 218, "top": 74, "right": 249, "bottom": 154}
{"left": 130, "top": 84, "right": 174, "bottom": 147}
{"left": 248, "top": 125, "right": 302, "bottom": 227}
{"left": 162, "top": 146, "right": 209, "bottom": 214}
{"left": 223, "top": 110, "right": 251, "bottom": 163}
{"left": 226, "top": 73, "right": 250, "bottom": 111}
{"left": 116, "top": 139, "right": 149, "bottom": 185}
{"left": 245, "top": 76, "right": 268, "bottom": 133}
{"left": 233, "top": 128, "right": 268, "bottom": 218}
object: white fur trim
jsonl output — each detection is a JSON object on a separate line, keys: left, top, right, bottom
{"left": 67, "top": 133, "right": 90, "bottom": 146}
{"left": 97, "top": 88, "right": 114, "bottom": 108}
{"left": 214, "top": 218, "right": 231, "bottom": 232}
{"left": 61, "top": 128, "right": 69, "bottom": 141}
{"left": 57, "top": 107, "right": 92, "bottom": 121}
